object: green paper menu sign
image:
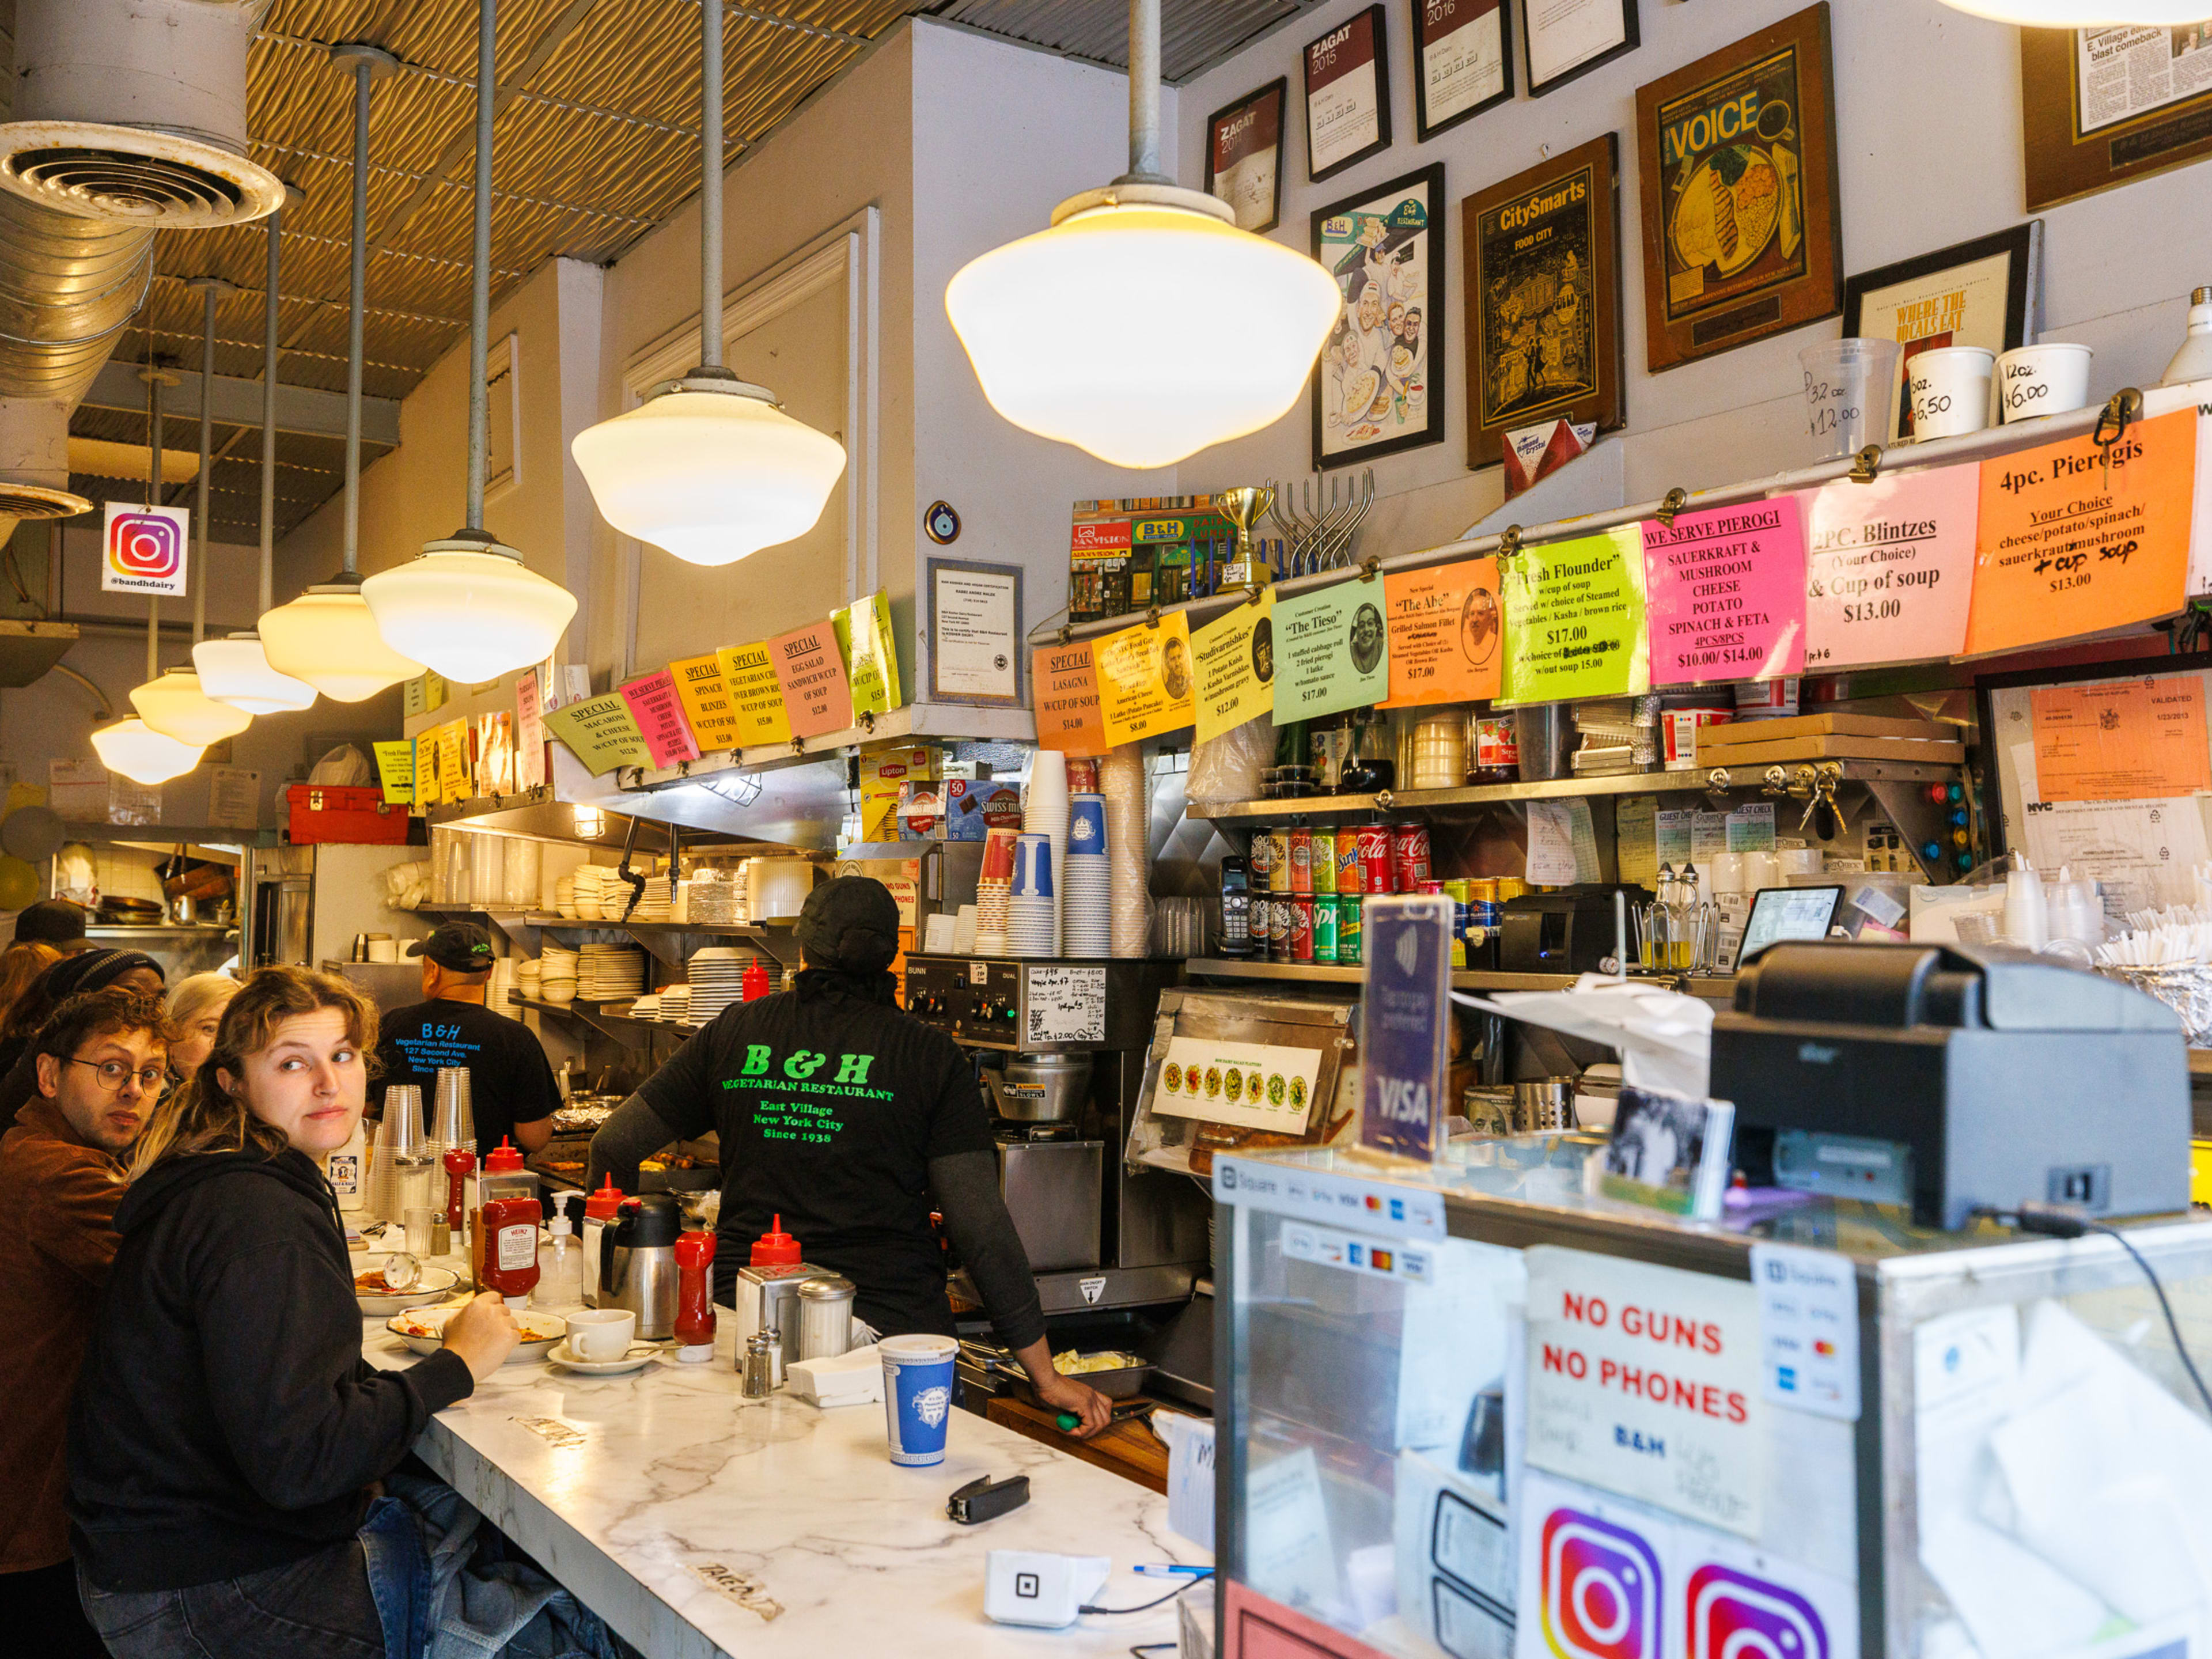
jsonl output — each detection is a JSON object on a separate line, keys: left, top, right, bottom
{"left": 769, "top": 620, "right": 853, "bottom": 738}
{"left": 1272, "top": 578, "right": 1389, "bottom": 721}
{"left": 1498, "top": 526, "right": 1650, "bottom": 706}
{"left": 543, "top": 691, "right": 651, "bottom": 775}
{"left": 835, "top": 591, "right": 905, "bottom": 719}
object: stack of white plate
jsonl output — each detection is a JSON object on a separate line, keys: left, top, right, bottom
{"left": 1007, "top": 833, "right": 1056, "bottom": 958}
{"left": 659, "top": 984, "right": 692, "bottom": 1025}
{"left": 628, "top": 874, "right": 673, "bottom": 921}
{"left": 578, "top": 943, "right": 647, "bottom": 1001}
{"left": 688, "top": 946, "right": 749, "bottom": 1022}
{"left": 629, "top": 991, "right": 661, "bottom": 1019}
{"left": 1022, "top": 752, "right": 1069, "bottom": 955}
{"left": 487, "top": 956, "right": 518, "bottom": 1017}
{"left": 539, "top": 946, "right": 578, "bottom": 1003}
{"left": 1062, "top": 793, "right": 1110, "bottom": 957}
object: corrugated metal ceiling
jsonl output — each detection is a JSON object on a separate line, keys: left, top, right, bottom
{"left": 922, "top": 0, "right": 1317, "bottom": 83}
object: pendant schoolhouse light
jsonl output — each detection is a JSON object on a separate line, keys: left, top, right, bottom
{"left": 362, "top": 0, "right": 576, "bottom": 679}
{"left": 1937, "top": 1, "right": 2210, "bottom": 20}
{"left": 568, "top": 0, "right": 846, "bottom": 567}
{"left": 259, "top": 44, "right": 422, "bottom": 703}
{"left": 944, "top": 0, "right": 1339, "bottom": 469}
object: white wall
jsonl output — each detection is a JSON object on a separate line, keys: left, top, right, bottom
{"left": 1171, "top": 0, "right": 2212, "bottom": 553}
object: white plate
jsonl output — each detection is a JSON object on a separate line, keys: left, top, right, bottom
{"left": 387, "top": 1307, "right": 567, "bottom": 1361}
{"left": 546, "top": 1340, "right": 660, "bottom": 1375}
{"left": 354, "top": 1258, "right": 460, "bottom": 1314}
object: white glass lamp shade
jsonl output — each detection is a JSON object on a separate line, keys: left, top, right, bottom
{"left": 193, "top": 633, "right": 316, "bottom": 714}
{"left": 260, "top": 583, "right": 425, "bottom": 703}
{"left": 362, "top": 539, "right": 578, "bottom": 683}
{"left": 90, "top": 718, "right": 204, "bottom": 786}
{"left": 131, "top": 668, "right": 254, "bottom": 745}
{"left": 571, "top": 378, "right": 847, "bottom": 567}
{"left": 1937, "top": 0, "right": 2209, "bottom": 19}
{"left": 946, "top": 190, "right": 1342, "bottom": 469}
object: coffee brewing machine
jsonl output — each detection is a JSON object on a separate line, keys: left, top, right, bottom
{"left": 903, "top": 955, "right": 1209, "bottom": 1315}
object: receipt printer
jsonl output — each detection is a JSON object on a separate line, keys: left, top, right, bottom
{"left": 1499, "top": 887, "right": 1632, "bottom": 975}
{"left": 1711, "top": 942, "right": 2188, "bottom": 1229}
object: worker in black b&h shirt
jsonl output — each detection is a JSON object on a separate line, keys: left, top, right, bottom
{"left": 376, "top": 922, "right": 561, "bottom": 1157}
{"left": 588, "top": 876, "right": 1111, "bottom": 1435}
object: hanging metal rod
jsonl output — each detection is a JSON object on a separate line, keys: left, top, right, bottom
{"left": 466, "top": 0, "right": 494, "bottom": 530}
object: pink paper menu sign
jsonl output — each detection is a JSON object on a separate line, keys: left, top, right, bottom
{"left": 768, "top": 620, "right": 853, "bottom": 738}
{"left": 1641, "top": 497, "right": 1807, "bottom": 685}
{"left": 616, "top": 669, "right": 701, "bottom": 768}
{"left": 1797, "top": 465, "right": 1981, "bottom": 670}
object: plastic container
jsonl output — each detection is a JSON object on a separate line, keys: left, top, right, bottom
{"left": 750, "top": 1212, "right": 802, "bottom": 1268}
{"left": 1799, "top": 338, "right": 1900, "bottom": 461}
{"left": 1513, "top": 703, "right": 1574, "bottom": 782}
{"left": 673, "top": 1229, "right": 717, "bottom": 1360}
{"left": 1995, "top": 342, "right": 2094, "bottom": 422}
{"left": 1906, "top": 346, "right": 1994, "bottom": 441}
{"left": 329, "top": 1122, "right": 366, "bottom": 1213}
{"left": 477, "top": 1139, "right": 540, "bottom": 1306}
{"left": 582, "top": 1175, "right": 624, "bottom": 1308}
{"left": 442, "top": 1145, "right": 475, "bottom": 1283}
{"left": 741, "top": 956, "right": 772, "bottom": 1002}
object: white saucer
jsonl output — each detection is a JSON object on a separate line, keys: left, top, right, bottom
{"left": 546, "top": 1340, "right": 659, "bottom": 1375}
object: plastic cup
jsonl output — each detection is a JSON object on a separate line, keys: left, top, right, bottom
{"left": 1906, "top": 346, "right": 1994, "bottom": 441}
{"left": 880, "top": 1334, "right": 959, "bottom": 1467}
{"left": 1995, "top": 343, "right": 2094, "bottom": 422}
{"left": 1799, "top": 338, "right": 1899, "bottom": 461}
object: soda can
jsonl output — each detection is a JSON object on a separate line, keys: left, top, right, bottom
{"left": 1336, "top": 894, "right": 1362, "bottom": 965}
{"left": 1289, "top": 897, "right": 1314, "bottom": 963}
{"left": 1312, "top": 895, "right": 1338, "bottom": 964}
{"left": 1442, "top": 879, "right": 1472, "bottom": 969}
{"left": 1356, "top": 822, "right": 1393, "bottom": 893}
{"left": 1266, "top": 896, "right": 1292, "bottom": 963}
{"left": 1248, "top": 829, "right": 1275, "bottom": 893}
{"left": 1392, "top": 822, "right": 1433, "bottom": 892}
{"left": 1335, "top": 827, "right": 1361, "bottom": 895}
{"left": 1264, "top": 829, "right": 1293, "bottom": 895}
{"left": 1312, "top": 828, "right": 1337, "bottom": 896}
{"left": 1287, "top": 826, "right": 1313, "bottom": 896}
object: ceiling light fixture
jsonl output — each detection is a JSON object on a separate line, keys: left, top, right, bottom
{"left": 132, "top": 666, "right": 251, "bottom": 746}
{"left": 569, "top": 0, "right": 846, "bottom": 566}
{"left": 1935, "top": 1, "right": 2210, "bottom": 21}
{"left": 363, "top": 0, "right": 576, "bottom": 679}
{"left": 198, "top": 184, "right": 315, "bottom": 714}
{"left": 944, "top": 0, "right": 1339, "bottom": 469}
{"left": 260, "top": 43, "right": 422, "bottom": 703}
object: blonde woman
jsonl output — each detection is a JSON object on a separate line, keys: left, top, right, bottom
{"left": 163, "top": 971, "right": 239, "bottom": 1085}
{"left": 67, "top": 967, "right": 518, "bottom": 1657}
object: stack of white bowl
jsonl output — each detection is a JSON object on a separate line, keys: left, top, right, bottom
{"left": 1007, "top": 833, "right": 1056, "bottom": 958}
{"left": 578, "top": 943, "right": 647, "bottom": 1001}
{"left": 687, "top": 946, "right": 749, "bottom": 1022}
{"left": 553, "top": 873, "right": 577, "bottom": 918}
{"left": 571, "top": 865, "right": 609, "bottom": 919}
{"left": 1062, "top": 793, "right": 1110, "bottom": 957}
{"left": 539, "top": 946, "right": 578, "bottom": 1003}
{"left": 517, "top": 958, "right": 542, "bottom": 1004}
{"left": 1022, "top": 752, "right": 1069, "bottom": 955}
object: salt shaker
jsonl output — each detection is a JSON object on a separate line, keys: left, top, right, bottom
{"left": 742, "top": 1332, "right": 775, "bottom": 1398}
{"left": 760, "top": 1324, "right": 785, "bottom": 1389}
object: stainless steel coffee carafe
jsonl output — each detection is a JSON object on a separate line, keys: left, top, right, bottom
{"left": 598, "top": 1193, "right": 681, "bottom": 1339}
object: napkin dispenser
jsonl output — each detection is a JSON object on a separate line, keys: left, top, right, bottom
{"left": 733, "top": 1262, "right": 824, "bottom": 1370}
{"left": 1710, "top": 942, "right": 2188, "bottom": 1228}
{"left": 1498, "top": 888, "right": 1628, "bottom": 975}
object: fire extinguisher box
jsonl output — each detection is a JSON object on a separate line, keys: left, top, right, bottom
{"left": 285, "top": 783, "right": 410, "bottom": 845}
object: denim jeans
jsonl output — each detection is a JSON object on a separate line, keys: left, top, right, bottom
{"left": 79, "top": 1535, "right": 389, "bottom": 1658}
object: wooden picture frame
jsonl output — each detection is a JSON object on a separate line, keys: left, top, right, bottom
{"left": 1462, "top": 133, "right": 1624, "bottom": 469}
{"left": 1304, "top": 5, "right": 1393, "bottom": 183}
{"left": 1523, "top": 0, "right": 1637, "bottom": 99}
{"left": 1843, "top": 222, "right": 2043, "bottom": 444}
{"left": 1413, "top": 0, "right": 1514, "bottom": 141}
{"left": 2022, "top": 24, "right": 2212, "bottom": 211}
{"left": 1634, "top": 3, "right": 1841, "bottom": 373}
{"left": 1312, "top": 162, "right": 1447, "bottom": 469}
{"left": 1205, "top": 79, "right": 1288, "bottom": 234}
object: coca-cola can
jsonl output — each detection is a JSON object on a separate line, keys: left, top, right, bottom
{"left": 1287, "top": 826, "right": 1313, "bottom": 896}
{"left": 1289, "top": 897, "right": 1314, "bottom": 963}
{"left": 1392, "top": 822, "right": 1433, "bottom": 892}
{"left": 1355, "top": 822, "right": 1393, "bottom": 894}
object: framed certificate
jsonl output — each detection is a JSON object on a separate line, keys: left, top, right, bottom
{"left": 1843, "top": 223, "right": 2042, "bottom": 443}
{"left": 1414, "top": 0, "right": 1513, "bottom": 140}
{"left": 1312, "top": 162, "right": 1446, "bottom": 468}
{"left": 1205, "top": 79, "right": 1287, "bottom": 234}
{"left": 1523, "top": 0, "right": 1638, "bottom": 99}
{"left": 1305, "top": 5, "right": 1393, "bottom": 183}
{"left": 927, "top": 559, "right": 1023, "bottom": 707}
{"left": 2024, "top": 25, "right": 2212, "bottom": 211}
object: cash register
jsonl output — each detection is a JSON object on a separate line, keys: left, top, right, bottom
{"left": 1710, "top": 941, "right": 2188, "bottom": 1229}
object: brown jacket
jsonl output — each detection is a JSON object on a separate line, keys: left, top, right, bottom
{"left": 0, "top": 1094, "right": 127, "bottom": 1571}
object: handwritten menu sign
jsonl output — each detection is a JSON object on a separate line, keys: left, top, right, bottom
{"left": 514, "top": 669, "right": 546, "bottom": 790}
{"left": 1641, "top": 498, "right": 1806, "bottom": 685}
{"left": 617, "top": 669, "right": 700, "bottom": 768}
{"left": 768, "top": 621, "right": 851, "bottom": 740}
{"left": 543, "top": 692, "right": 650, "bottom": 775}
{"left": 1798, "top": 467, "right": 1980, "bottom": 669}
{"left": 669, "top": 653, "right": 741, "bottom": 753}
{"left": 1031, "top": 642, "right": 1109, "bottom": 756}
{"left": 1095, "top": 612, "right": 1196, "bottom": 746}
{"left": 372, "top": 741, "right": 414, "bottom": 805}
{"left": 1379, "top": 555, "right": 1501, "bottom": 706}
{"left": 718, "top": 642, "right": 792, "bottom": 747}
{"left": 2030, "top": 678, "right": 2212, "bottom": 801}
{"left": 1274, "top": 578, "right": 1389, "bottom": 721}
{"left": 1192, "top": 593, "right": 1274, "bottom": 743}
{"left": 1963, "top": 406, "right": 2195, "bottom": 656}
{"left": 836, "top": 591, "right": 903, "bottom": 719}
{"left": 1498, "top": 527, "right": 1648, "bottom": 704}
{"left": 1021, "top": 964, "right": 1107, "bottom": 1045}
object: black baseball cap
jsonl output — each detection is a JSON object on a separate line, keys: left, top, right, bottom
{"left": 14, "top": 899, "right": 87, "bottom": 946}
{"left": 408, "top": 921, "right": 497, "bottom": 973}
{"left": 794, "top": 876, "right": 902, "bottom": 972}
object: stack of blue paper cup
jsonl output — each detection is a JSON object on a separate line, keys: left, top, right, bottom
{"left": 1062, "top": 793, "right": 1110, "bottom": 957}
{"left": 880, "top": 1334, "right": 960, "bottom": 1467}
{"left": 1007, "top": 833, "right": 1056, "bottom": 957}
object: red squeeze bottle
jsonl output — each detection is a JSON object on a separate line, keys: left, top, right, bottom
{"left": 741, "top": 957, "right": 771, "bottom": 1003}
{"left": 750, "top": 1213, "right": 801, "bottom": 1267}
{"left": 673, "top": 1229, "right": 717, "bottom": 1355}
{"left": 478, "top": 1140, "right": 541, "bottom": 1304}
{"left": 444, "top": 1146, "right": 475, "bottom": 1233}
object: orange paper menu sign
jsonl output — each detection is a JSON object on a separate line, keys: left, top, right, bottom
{"left": 1379, "top": 556, "right": 1502, "bottom": 706}
{"left": 1094, "top": 611, "right": 1196, "bottom": 747}
{"left": 768, "top": 620, "right": 852, "bottom": 738}
{"left": 1030, "top": 642, "right": 1109, "bottom": 756}
{"left": 1962, "top": 407, "right": 2195, "bottom": 656}
{"left": 2029, "top": 678, "right": 2212, "bottom": 801}
{"left": 717, "top": 642, "right": 791, "bottom": 747}
{"left": 669, "top": 652, "right": 742, "bottom": 753}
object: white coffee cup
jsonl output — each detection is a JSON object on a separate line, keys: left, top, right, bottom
{"left": 1779, "top": 848, "right": 1825, "bottom": 879}
{"left": 1707, "top": 853, "right": 1747, "bottom": 894}
{"left": 566, "top": 1307, "right": 636, "bottom": 1361}
{"left": 1906, "top": 346, "right": 1994, "bottom": 441}
{"left": 1744, "top": 851, "right": 1783, "bottom": 893}
{"left": 1995, "top": 342, "right": 2094, "bottom": 422}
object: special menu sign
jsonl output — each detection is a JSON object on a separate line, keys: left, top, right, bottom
{"left": 1799, "top": 466, "right": 1980, "bottom": 668}
{"left": 1498, "top": 527, "right": 1649, "bottom": 704}
{"left": 1274, "top": 579, "right": 1389, "bottom": 721}
{"left": 1641, "top": 498, "right": 1808, "bottom": 684}
{"left": 1030, "top": 641, "right": 1108, "bottom": 756}
{"left": 1379, "top": 555, "right": 1501, "bottom": 706}
{"left": 718, "top": 642, "right": 793, "bottom": 747}
{"left": 616, "top": 669, "right": 699, "bottom": 769}
{"left": 1094, "top": 613, "right": 1196, "bottom": 747}
{"left": 767, "top": 621, "right": 853, "bottom": 739}
{"left": 669, "top": 652, "right": 742, "bottom": 753}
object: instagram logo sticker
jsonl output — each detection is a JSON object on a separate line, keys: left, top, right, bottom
{"left": 1686, "top": 1565, "right": 1829, "bottom": 1659}
{"left": 1540, "top": 1507, "right": 1662, "bottom": 1659}
{"left": 101, "top": 502, "right": 187, "bottom": 594}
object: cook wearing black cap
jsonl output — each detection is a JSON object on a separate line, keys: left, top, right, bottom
{"left": 0, "top": 950, "right": 165, "bottom": 1132}
{"left": 372, "top": 921, "right": 560, "bottom": 1157}
{"left": 12, "top": 900, "right": 88, "bottom": 950}
{"left": 588, "top": 876, "right": 1111, "bottom": 1435}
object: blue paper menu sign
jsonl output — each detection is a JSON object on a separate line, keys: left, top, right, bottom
{"left": 1358, "top": 895, "right": 1454, "bottom": 1162}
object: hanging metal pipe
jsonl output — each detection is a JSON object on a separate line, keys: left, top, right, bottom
{"left": 698, "top": 0, "right": 723, "bottom": 370}
{"left": 146, "top": 368, "right": 162, "bottom": 682}
{"left": 343, "top": 59, "right": 370, "bottom": 575}
{"left": 465, "top": 0, "right": 494, "bottom": 528}
{"left": 1123, "top": 0, "right": 1162, "bottom": 183}
{"left": 260, "top": 203, "right": 280, "bottom": 615}
{"left": 194, "top": 283, "right": 215, "bottom": 645}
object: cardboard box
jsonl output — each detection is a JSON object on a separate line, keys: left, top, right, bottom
{"left": 945, "top": 779, "right": 1022, "bottom": 841}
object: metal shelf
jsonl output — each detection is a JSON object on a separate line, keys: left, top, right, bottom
{"left": 407, "top": 906, "right": 792, "bottom": 941}
{"left": 511, "top": 993, "right": 684, "bottom": 1047}
{"left": 1184, "top": 956, "right": 1737, "bottom": 998}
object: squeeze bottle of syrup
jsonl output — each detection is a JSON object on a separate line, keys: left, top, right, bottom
{"left": 478, "top": 1139, "right": 541, "bottom": 1306}
{"left": 674, "top": 1229, "right": 717, "bottom": 1362}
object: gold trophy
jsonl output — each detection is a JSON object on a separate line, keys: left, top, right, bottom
{"left": 1217, "top": 486, "right": 1274, "bottom": 589}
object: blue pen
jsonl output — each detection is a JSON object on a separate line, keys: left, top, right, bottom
{"left": 1132, "top": 1563, "right": 1210, "bottom": 1578}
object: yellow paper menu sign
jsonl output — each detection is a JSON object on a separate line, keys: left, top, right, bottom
{"left": 1191, "top": 593, "right": 1274, "bottom": 744}
{"left": 372, "top": 740, "right": 414, "bottom": 806}
{"left": 717, "top": 641, "right": 792, "bottom": 747}
{"left": 669, "top": 653, "right": 742, "bottom": 753}
{"left": 542, "top": 692, "right": 651, "bottom": 775}
{"left": 434, "top": 718, "right": 469, "bottom": 801}
{"left": 1094, "top": 611, "right": 1196, "bottom": 746}
{"left": 1497, "top": 526, "right": 1650, "bottom": 705}
{"left": 413, "top": 736, "right": 439, "bottom": 807}
{"left": 835, "top": 591, "right": 904, "bottom": 719}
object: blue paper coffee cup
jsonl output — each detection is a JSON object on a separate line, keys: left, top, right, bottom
{"left": 880, "top": 1334, "right": 959, "bottom": 1467}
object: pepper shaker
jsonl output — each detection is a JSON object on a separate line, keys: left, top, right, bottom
{"left": 742, "top": 1332, "right": 775, "bottom": 1398}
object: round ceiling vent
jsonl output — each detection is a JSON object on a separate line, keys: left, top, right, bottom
{"left": 0, "top": 120, "right": 282, "bottom": 227}
{"left": 0, "top": 480, "right": 91, "bottom": 519}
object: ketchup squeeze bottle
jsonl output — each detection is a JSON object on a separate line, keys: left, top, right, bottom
{"left": 674, "top": 1230, "right": 717, "bottom": 1361}
{"left": 478, "top": 1139, "right": 541, "bottom": 1306}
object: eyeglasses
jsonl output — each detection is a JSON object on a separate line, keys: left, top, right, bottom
{"left": 67, "top": 1058, "right": 171, "bottom": 1099}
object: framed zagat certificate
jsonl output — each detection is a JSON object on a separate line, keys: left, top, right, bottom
{"left": 1304, "top": 6, "right": 1393, "bottom": 183}
{"left": 1205, "top": 79, "right": 1286, "bottom": 233}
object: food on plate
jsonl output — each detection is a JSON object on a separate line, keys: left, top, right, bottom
{"left": 1051, "top": 1350, "right": 1143, "bottom": 1376}
{"left": 391, "top": 1308, "right": 563, "bottom": 1345}
{"left": 354, "top": 1269, "right": 404, "bottom": 1295}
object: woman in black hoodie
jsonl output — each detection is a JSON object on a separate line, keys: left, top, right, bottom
{"left": 67, "top": 965, "right": 519, "bottom": 1658}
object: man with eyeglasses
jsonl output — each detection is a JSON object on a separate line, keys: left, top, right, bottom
{"left": 0, "top": 987, "right": 165, "bottom": 1656}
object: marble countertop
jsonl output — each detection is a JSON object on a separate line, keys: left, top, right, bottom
{"left": 365, "top": 1322, "right": 1207, "bottom": 1658}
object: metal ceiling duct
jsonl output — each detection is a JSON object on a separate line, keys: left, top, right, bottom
{"left": 0, "top": 0, "right": 283, "bottom": 228}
